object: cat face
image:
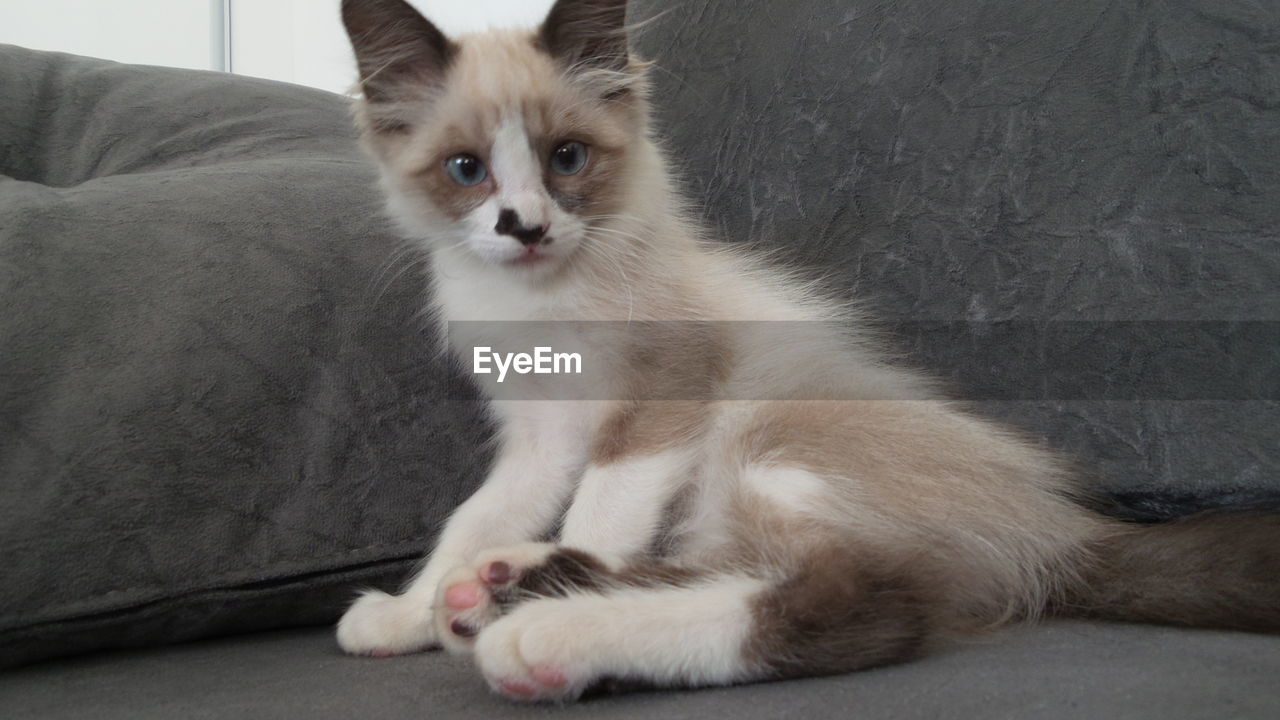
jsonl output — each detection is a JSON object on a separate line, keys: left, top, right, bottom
{"left": 342, "top": 0, "right": 643, "bottom": 277}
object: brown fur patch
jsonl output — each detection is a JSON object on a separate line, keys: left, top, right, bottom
{"left": 591, "top": 323, "right": 733, "bottom": 464}
{"left": 744, "top": 545, "right": 935, "bottom": 679}
{"left": 591, "top": 401, "right": 706, "bottom": 465}
{"left": 540, "top": 0, "right": 630, "bottom": 74}
{"left": 1059, "top": 511, "right": 1280, "bottom": 633}
{"left": 342, "top": 0, "right": 457, "bottom": 111}
{"left": 493, "top": 547, "right": 612, "bottom": 613}
{"left": 491, "top": 548, "right": 706, "bottom": 616}
{"left": 614, "top": 559, "right": 706, "bottom": 589}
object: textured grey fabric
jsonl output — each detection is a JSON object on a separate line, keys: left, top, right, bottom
{"left": 630, "top": 0, "right": 1280, "bottom": 511}
{"left": 2, "top": 622, "right": 1278, "bottom": 719}
{"left": 0, "top": 44, "right": 491, "bottom": 668}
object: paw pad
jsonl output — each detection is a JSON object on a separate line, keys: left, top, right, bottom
{"left": 444, "top": 581, "right": 482, "bottom": 610}
{"left": 435, "top": 543, "right": 560, "bottom": 650}
{"left": 483, "top": 561, "right": 512, "bottom": 584}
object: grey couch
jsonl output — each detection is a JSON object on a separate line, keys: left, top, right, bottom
{"left": 2, "top": 0, "right": 1278, "bottom": 717}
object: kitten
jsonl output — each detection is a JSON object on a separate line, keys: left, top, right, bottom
{"left": 336, "top": 0, "right": 1280, "bottom": 702}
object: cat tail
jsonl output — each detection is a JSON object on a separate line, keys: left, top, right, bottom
{"left": 1056, "top": 510, "right": 1280, "bottom": 633}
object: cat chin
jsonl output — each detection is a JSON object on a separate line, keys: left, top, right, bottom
{"left": 503, "top": 253, "right": 557, "bottom": 269}
{"left": 475, "top": 235, "right": 583, "bottom": 271}
{"left": 436, "top": 242, "right": 574, "bottom": 281}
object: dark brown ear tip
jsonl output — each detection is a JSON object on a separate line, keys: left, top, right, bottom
{"left": 342, "top": 0, "right": 457, "bottom": 104}
{"left": 340, "top": 0, "right": 404, "bottom": 34}
{"left": 540, "top": 0, "right": 632, "bottom": 72}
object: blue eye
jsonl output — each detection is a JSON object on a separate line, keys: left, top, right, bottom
{"left": 445, "top": 154, "right": 487, "bottom": 186}
{"left": 550, "top": 141, "right": 588, "bottom": 176}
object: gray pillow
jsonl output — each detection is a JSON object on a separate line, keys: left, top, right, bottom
{"left": 0, "top": 44, "right": 490, "bottom": 669}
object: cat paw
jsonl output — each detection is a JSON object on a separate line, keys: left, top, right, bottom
{"left": 472, "top": 603, "right": 596, "bottom": 702}
{"left": 434, "top": 542, "right": 562, "bottom": 653}
{"left": 336, "top": 589, "right": 439, "bottom": 657}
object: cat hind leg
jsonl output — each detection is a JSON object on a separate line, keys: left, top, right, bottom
{"left": 468, "top": 545, "right": 937, "bottom": 702}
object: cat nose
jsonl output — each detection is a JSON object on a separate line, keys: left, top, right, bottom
{"left": 495, "top": 208, "right": 548, "bottom": 246}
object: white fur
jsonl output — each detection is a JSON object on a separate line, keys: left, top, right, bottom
{"left": 472, "top": 575, "right": 766, "bottom": 701}
{"left": 336, "top": 586, "right": 437, "bottom": 657}
{"left": 742, "top": 463, "right": 830, "bottom": 517}
{"left": 560, "top": 449, "right": 693, "bottom": 567}
{"left": 489, "top": 115, "right": 550, "bottom": 227}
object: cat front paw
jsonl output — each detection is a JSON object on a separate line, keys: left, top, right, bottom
{"left": 434, "top": 542, "right": 560, "bottom": 653}
{"left": 336, "top": 589, "right": 439, "bottom": 657}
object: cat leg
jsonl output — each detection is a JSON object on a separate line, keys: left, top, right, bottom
{"left": 427, "top": 450, "right": 693, "bottom": 652}
{"left": 472, "top": 570, "right": 767, "bottom": 701}
{"left": 456, "top": 546, "right": 933, "bottom": 701}
{"left": 558, "top": 449, "right": 693, "bottom": 568}
{"left": 336, "top": 422, "right": 584, "bottom": 657}
{"left": 434, "top": 542, "right": 704, "bottom": 652}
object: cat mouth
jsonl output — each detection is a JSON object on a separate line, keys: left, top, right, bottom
{"left": 503, "top": 241, "right": 559, "bottom": 267}
{"left": 506, "top": 249, "right": 553, "bottom": 267}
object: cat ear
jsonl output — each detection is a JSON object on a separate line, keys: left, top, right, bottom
{"left": 539, "top": 0, "right": 630, "bottom": 74}
{"left": 341, "top": 0, "right": 456, "bottom": 107}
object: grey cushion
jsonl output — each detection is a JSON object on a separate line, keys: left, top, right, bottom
{"left": 2, "top": 622, "right": 1278, "bottom": 719}
{"left": 0, "top": 44, "right": 490, "bottom": 669}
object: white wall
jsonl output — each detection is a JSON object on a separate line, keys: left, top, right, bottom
{"left": 230, "top": 0, "right": 346, "bottom": 91}
{"left": 0, "top": 0, "right": 221, "bottom": 71}
{"left": 232, "top": 0, "right": 556, "bottom": 94}
{"left": 0, "top": 0, "right": 556, "bottom": 94}
{"left": 411, "top": 0, "right": 556, "bottom": 34}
